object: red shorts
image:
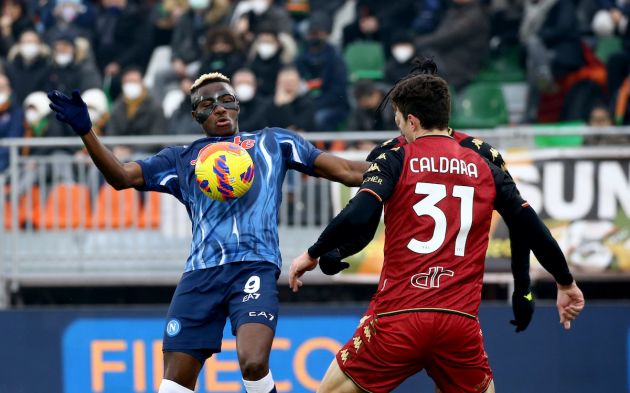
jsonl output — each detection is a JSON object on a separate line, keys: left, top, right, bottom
{"left": 336, "top": 310, "right": 493, "bottom": 393}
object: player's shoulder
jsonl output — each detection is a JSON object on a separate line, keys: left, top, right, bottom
{"left": 367, "top": 136, "right": 406, "bottom": 161}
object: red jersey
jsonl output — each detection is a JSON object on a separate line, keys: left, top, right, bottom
{"left": 361, "top": 134, "right": 526, "bottom": 317}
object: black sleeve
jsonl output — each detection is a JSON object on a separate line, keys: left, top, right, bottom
{"left": 459, "top": 137, "right": 511, "bottom": 177}
{"left": 509, "top": 226, "right": 532, "bottom": 293}
{"left": 490, "top": 162, "right": 574, "bottom": 285}
{"left": 308, "top": 147, "right": 405, "bottom": 258}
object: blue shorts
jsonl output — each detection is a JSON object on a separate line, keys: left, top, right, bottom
{"left": 162, "top": 261, "right": 280, "bottom": 362}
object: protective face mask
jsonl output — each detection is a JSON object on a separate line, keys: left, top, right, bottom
{"left": 61, "top": 6, "right": 78, "bottom": 22}
{"left": 189, "top": 0, "right": 210, "bottom": 10}
{"left": 20, "top": 43, "right": 39, "bottom": 60}
{"left": 55, "top": 53, "right": 73, "bottom": 67}
{"left": 392, "top": 45, "right": 414, "bottom": 63}
{"left": 251, "top": 0, "right": 269, "bottom": 15}
{"left": 122, "top": 83, "right": 143, "bottom": 100}
{"left": 235, "top": 84, "right": 255, "bottom": 102}
{"left": 257, "top": 42, "right": 278, "bottom": 60}
{"left": 0, "top": 93, "right": 9, "bottom": 105}
{"left": 25, "top": 108, "right": 41, "bottom": 125}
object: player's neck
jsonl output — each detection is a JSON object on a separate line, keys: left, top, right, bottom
{"left": 413, "top": 128, "right": 451, "bottom": 140}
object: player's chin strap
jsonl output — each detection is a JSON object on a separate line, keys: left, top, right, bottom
{"left": 194, "top": 101, "right": 240, "bottom": 124}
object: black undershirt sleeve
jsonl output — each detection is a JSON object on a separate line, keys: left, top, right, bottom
{"left": 489, "top": 161, "right": 574, "bottom": 285}
{"left": 308, "top": 147, "right": 405, "bottom": 259}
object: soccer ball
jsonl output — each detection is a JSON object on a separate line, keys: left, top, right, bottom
{"left": 194, "top": 142, "right": 255, "bottom": 201}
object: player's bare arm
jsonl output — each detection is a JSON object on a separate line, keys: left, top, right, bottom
{"left": 313, "top": 153, "right": 369, "bottom": 187}
{"left": 48, "top": 89, "right": 145, "bottom": 190}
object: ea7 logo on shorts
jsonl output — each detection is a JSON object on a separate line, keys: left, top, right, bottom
{"left": 243, "top": 293, "right": 261, "bottom": 302}
{"left": 248, "top": 311, "right": 275, "bottom": 321}
{"left": 166, "top": 319, "right": 181, "bottom": 337}
{"left": 411, "top": 266, "right": 454, "bottom": 289}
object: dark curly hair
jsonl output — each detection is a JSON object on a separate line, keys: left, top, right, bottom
{"left": 382, "top": 57, "right": 451, "bottom": 130}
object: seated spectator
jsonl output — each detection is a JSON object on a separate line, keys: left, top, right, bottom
{"left": 232, "top": 0, "right": 294, "bottom": 45}
{"left": 94, "top": 0, "right": 153, "bottom": 100}
{"left": 232, "top": 68, "right": 270, "bottom": 131}
{"left": 4, "top": 29, "right": 52, "bottom": 104}
{"left": 246, "top": 24, "right": 296, "bottom": 97}
{"left": 48, "top": 32, "right": 102, "bottom": 94}
{"left": 152, "top": 0, "right": 231, "bottom": 99}
{"left": 385, "top": 32, "right": 416, "bottom": 85}
{"left": 21, "top": 91, "right": 76, "bottom": 156}
{"left": 520, "top": 0, "right": 587, "bottom": 122}
{"left": 583, "top": 102, "right": 630, "bottom": 145}
{"left": 0, "top": 73, "right": 24, "bottom": 172}
{"left": 167, "top": 78, "right": 200, "bottom": 135}
{"left": 107, "top": 66, "right": 166, "bottom": 155}
{"left": 42, "top": 0, "right": 97, "bottom": 47}
{"left": 415, "top": 0, "right": 490, "bottom": 91}
{"left": 267, "top": 66, "right": 315, "bottom": 131}
{"left": 198, "top": 27, "right": 246, "bottom": 79}
{"left": 347, "top": 79, "right": 395, "bottom": 131}
{"left": 342, "top": 0, "right": 415, "bottom": 50}
{"left": 0, "top": 0, "right": 34, "bottom": 57}
{"left": 297, "top": 12, "right": 350, "bottom": 130}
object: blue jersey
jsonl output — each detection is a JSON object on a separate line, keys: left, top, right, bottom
{"left": 136, "top": 127, "right": 322, "bottom": 272}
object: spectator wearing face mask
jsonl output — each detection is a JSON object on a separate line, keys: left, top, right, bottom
{"left": 152, "top": 0, "right": 232, "bottom": 99}
{"left": 107, "top": 66, "right": 166, "bottom": 155}
{"left": 247, "top": 24, "right": 297, "bottom": 97}
{"left": 385, "top": 33, "right": 416, "bottom": 85}
{"left": 48, "top": 32, "right": 102, "bottom": 94}
{"left": 0, "top": 73, "right": 24, "bottom": 172}
{"left": 199, "top": 26, "right": 247, "bottom": 79}
{"left": 82, "top": 88, "right": 110, "bottom": 136}
{"left": 42, "top": 0, "right": 97, "bottom": 47}
{"left": 266, "top": 66, "right": 315, "bottom": 131}
{"left": 21, "top": 91, "right": 74, "bottom": 156}
{"left": 0, "top": 0, "right": 35, "bottom": 57}
{"left": 296, "top": 12, "right": 349, "bottom": 131}
{"left": 232, "top": 68, "right": 271, "bottom": 131}
{"left": 5, "top": 29, "right": 53, "bottom": 104}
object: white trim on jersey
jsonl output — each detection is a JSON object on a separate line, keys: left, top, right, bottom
{"left": 159, "top": 174, "right": 178, "bottom": 186}
{"left": 280, "top": 139, "right": 304, "bottom": 164}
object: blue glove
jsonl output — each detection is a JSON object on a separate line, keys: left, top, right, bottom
{"left": 319, "top": 249, "right": 350, "bottom": 275}
{"left": 510, "top": 289, "right": 535, "bottom": 332}
{"left": 48, "top": 89, "right": 92, "bottom": 135}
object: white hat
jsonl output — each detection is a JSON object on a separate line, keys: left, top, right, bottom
{"left": 81, "top": 88, "right": 109, "bottom": 117}
{"left": 23, "top": 91, "right": 52, "bottom": 119}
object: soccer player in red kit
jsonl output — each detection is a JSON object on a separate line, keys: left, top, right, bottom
{"left": 289, "top": 60, "right": 585, "bottom": 393}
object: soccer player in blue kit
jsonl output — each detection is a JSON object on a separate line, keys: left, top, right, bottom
{"left": 47, "top": 72, "right": 368, "bottom": 393}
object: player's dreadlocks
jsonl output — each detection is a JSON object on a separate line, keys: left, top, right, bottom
{"left": 378, "top": 57, "right": 450, "bottom": 130}
{"left": 190, "top": 72, "right": 231, "bottom": 95}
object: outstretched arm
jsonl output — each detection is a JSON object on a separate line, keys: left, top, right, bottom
{"left": 313, "top": 152, "right": 369, "bottom": 187}
{"left": 48, "top": 90, "right": 144, "bottom": 190}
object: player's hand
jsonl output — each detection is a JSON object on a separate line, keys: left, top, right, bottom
{"left": 556, "top": 281, "right": 585, "bottom": 330}
{"left": 319, "top": 249, "right": 350, "bottom": 275}
{"left": 288, "top": 251, "right": 318, "bottom": 292}
{"left": 48, "top": 89, "right": 92, "bottom": 135}
{"left": 510, "top": 289, "right": 535, "bottom": 332}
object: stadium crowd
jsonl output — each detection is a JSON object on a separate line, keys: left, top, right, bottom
{"left": 0, "top": 0, "right": 630, "bottom": 172}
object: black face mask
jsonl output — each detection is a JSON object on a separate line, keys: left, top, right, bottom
{"left": 194, "top": 101, "right": 239, "bottom": 124}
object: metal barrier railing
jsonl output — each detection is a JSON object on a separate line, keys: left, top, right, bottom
{"left": 1, "top": 128, "right": 630, "bottom": 307}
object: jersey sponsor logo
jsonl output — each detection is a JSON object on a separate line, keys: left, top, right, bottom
{"left": 165, "top": 319, "right": 181, "bottom": 337}
{"left": 409, "top": 157, "right": 479, "bottom": 178}
{"left": 190, "top": 136, "right": 256, "bottom": 165}
{"left": 248, "top": 311, "right": 275, "bottom": 321}
{"left": 410, "top": 266, "right": 454, "bottom": 289}
{"left": 363, "top": 175, "right": 383, "bottom": 185}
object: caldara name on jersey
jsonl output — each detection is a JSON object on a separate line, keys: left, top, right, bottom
{"left": 409, "top": 157, "right": 478, "bottom": 178}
